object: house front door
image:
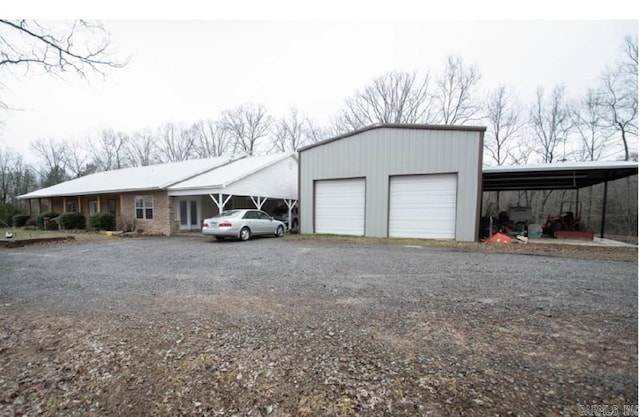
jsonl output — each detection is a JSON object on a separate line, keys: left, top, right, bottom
{"left": 179, "top": 199, "right": 200, "bottom": 231}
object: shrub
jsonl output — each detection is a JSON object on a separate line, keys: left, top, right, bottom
{"left": 89, "top": 212, "right": 116, "bottom": 231}
{"left": 12, "top": 214, "right": 31, "bottom": 227}
{"left": 59, "top": 212, "right": 86, "bottom": 230}
{"left": 37, "top": 211, "right": 60, "bottom": 230}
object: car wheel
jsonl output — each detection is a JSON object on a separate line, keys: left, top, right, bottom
{"left": 239, "top": 227, "right": 251, "bottom": 241}
{"left": 215, "top": 236, "right": 225, "bottom": 242}
{"left": 275, "top": 225, "right": 284, "bottom": 237}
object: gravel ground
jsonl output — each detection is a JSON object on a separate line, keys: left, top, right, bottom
{"left": 0, "top": 236, "right": 637, "bottom": 416}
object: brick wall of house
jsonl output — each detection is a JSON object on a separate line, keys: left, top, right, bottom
{"left": 119, "top": 190, "right": 177, "bottom": 236}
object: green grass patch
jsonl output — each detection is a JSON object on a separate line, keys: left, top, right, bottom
{"left": 284, "top": 233, "right": 638, "bottom": 263}
{"left": 0, "top": 228, "right": 113, "bottom": 243}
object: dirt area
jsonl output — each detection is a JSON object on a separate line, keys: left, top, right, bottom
{"left": 0, "top": 236, "right": 637, "bottom": 416}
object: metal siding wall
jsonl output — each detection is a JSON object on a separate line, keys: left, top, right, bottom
{"left": 299, "top": 127, "right": 482, "bottom": 240}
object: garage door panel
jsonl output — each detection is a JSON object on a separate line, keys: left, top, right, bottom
{"left": 389, "top": 174, "right": 457, "bottom": 239}
{"left": 315, "top": 178, "right": 365, "bottom": 235}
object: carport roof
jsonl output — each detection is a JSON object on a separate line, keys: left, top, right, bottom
{"left": 482, "top": 160, "right": 638, "bottom": 191}
{"left": 168, "top": 153, "right": 292, "bottom": 191}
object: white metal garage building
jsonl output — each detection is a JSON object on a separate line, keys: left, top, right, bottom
{"left": 298, "top": 124, "right": 485, "bottom": 241}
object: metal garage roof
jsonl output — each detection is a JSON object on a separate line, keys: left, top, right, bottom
{"left": 482, "top": 161, "right": 638, "bottom": 191}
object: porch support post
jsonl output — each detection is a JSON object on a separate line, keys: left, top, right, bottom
{"left": 283, "top": 199, "right": 297, "bottom": 230}
{"left": 209, "top": 193, "right": 232, "bottom": 214}
{"left": 250, "top": 196, "right": 267, "bottom": 210}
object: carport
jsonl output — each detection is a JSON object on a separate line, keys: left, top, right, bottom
{"left": 168, "top": 153, "right": 299, "bottom": 230}
{"left": 482, "top": 161, "right": 638, "bottom": 238}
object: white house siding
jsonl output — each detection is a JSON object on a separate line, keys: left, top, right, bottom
{"left": 298, "top": 125, "right": 484, "bottom": 241}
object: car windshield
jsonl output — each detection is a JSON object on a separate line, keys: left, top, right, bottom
{"left": 214, "top": 210, "right": 242, "bottom": 218}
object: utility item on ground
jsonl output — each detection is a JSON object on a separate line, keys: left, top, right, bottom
{"left": 543, "top": 202, "right": 584, "bottom": 238}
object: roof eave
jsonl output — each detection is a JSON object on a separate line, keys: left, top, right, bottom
{"left": 297, "top": 123, "right": 487, "bottom": 153}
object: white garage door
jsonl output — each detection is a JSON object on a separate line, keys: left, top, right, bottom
{"left": 389, "top": 174, "right": 457, "bottom": 239}
{"left": 315, "top": 178, "right": 365, "bottom": 235}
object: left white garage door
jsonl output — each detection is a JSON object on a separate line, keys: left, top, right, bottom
{"left": 315, "top": 178, "right": 365, "bottom": 235}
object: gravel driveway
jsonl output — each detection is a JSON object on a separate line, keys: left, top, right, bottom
{"left": 0, "top": 236, "right": 637, "bottom": 416}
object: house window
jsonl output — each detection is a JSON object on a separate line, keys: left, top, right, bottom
{"left": 107, "top": 199, "right": 116, "bottom": 216}
{"left": 66, "top": 200, "right": 78, "bottom": 213}
{"left": 89, "top": 200, "right": 98, "bottom": 215}
{"left": 135, "top": 196, "right": 154, "bottom": 219}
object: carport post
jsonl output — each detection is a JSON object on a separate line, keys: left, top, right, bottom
{"left": 599, "top": 180, "right": 608, "bottom": 239}
{"left": 209, "top": 193, "right": 233, "bottom": 214}
{"left": 250, "top": 196, "right": 267, "bottom": 210}
{"left": 283, "top": 199, "right": 297, "bottom": 230}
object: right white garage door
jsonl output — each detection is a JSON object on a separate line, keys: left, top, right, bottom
{"left": 389, "top": 174, "right": 457, "bottom": 239}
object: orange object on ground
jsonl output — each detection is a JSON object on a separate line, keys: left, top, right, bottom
{"left": 488, "top": 232, "right": 512, "bottom": 244}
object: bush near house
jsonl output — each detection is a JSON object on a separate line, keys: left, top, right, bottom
{"left": 12, "top": 214, "right": 31, "bottom": 227}
{"left": 59, "top": 212, "right": 86, "bottom": 230}
{"left": 89, "top": 213, "right": 116, "bottom": 231}
{"left": 37, "top": 212, "right": 60, "bottom": 230}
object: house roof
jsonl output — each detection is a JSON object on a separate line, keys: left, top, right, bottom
{"left": 482, "top": 160, "right": 638, "bottom": 191}
{"left": 18, "top": 153, "right": 299, "bottom": 200}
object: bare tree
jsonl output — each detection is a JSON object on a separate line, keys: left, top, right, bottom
{"left": 0, "top": 147, "right": 16, "bottom": 204}
{"left": 127, "top": 128, "right": 157, "bottom": 166}
{"left": 89, "top": 129, "right": 130, "bottom": 171}
{"left": 193, "top": 119, "right": 230, "bottom": 158}
{"left": 221, "top": 103, "right": 273, "bottom": 156}
{"left": 0, "top": 20, "right": 126, "bottom": 111}
{"left": 333, "top": 71, "right": 434, "bottom": 132}
{"left": 483, "top": 85, "right": 524, "bottom": 166}
{"left": 63, "top": 139, "right": 92, "bottom": 177}
{"left": 569, "top": 89, "right": 614, "bottom": 161}
{"left": 271, "top": 107, "right": 325, "bottom": 153}
{"left": 155, "top": 123, "right": 197, "bottom": 162}
{"left": 0, "top": 147, "right": 36, "bottom": 205}
{"left": 529, "top": 85, "right": 572, "bottom": 163}
{"left": 598, "top": 36, "right": 638, "bottom": 161}
{"left": 30, "top": 137, "right": 69, "bottom": 185}
{"left": 433, "top": 56, "right": 482, "bottom": 125}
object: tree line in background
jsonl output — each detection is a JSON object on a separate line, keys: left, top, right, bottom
{"left": 0, "top": 20, "right": 637, "bottom": 235}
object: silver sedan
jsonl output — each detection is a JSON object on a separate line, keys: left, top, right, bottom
{"left": 202, "top": 209, "right": 286, "bottom": 241}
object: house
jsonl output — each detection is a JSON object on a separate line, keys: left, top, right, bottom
{"left": 18, "top": 153, "right": 298, "bottom": 235}
{"left": 297, "top": 124, "right": 485, "bottom": 241}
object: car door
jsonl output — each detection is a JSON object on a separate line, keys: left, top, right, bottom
{"left": 256, "top": 211, "right": 275, "bottom": 235}
{"left": 242, "top": 210, "right": 259, "bottom": 233}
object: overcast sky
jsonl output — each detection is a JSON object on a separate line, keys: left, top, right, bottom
{"left": 0, "top": 6, "right": 638, "bottom": 163}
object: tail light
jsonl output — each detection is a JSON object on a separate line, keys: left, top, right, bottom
{"left": 202, "top": 220, "right": 209, "bottom": 227}
{"left": 218, "top": 221, "right": 232, "bottom": 227}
